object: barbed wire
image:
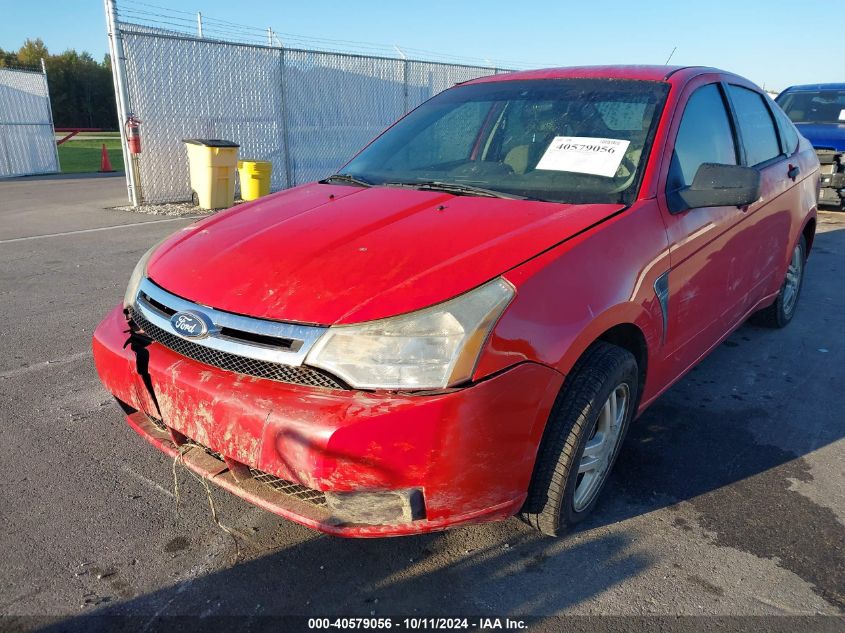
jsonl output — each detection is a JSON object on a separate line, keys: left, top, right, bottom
{"left": 115, "top": 1, "right": 553, "bottom": 69}
{"left": 0, "top": 62, "right": 45, "bottom": 74}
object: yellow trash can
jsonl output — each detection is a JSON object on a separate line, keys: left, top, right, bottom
{"left": 237, "top": 159, "right": 273, "bottom": 201}
{"left": 183, "top": 139, "right": 240, "bottom": 210}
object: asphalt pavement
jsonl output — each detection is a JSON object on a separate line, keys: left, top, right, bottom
{"left": 0, "top": 175, "right": 843, "bottom": 631}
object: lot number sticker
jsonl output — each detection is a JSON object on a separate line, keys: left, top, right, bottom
{"left": 536, "top": 136, "right": 631, "bottom": 177}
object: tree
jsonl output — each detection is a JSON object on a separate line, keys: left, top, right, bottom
{"left": 17, "top": 38, "right": 49, "bottom": 66}
{"left": 0, "top": 47, "right": 20, "bottom": 67}
{"left": 46, "top": 50, "right": 118, "bottom": 128}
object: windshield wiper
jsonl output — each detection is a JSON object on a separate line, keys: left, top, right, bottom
{"left": 384, "top": 180, "right": 529, "bottom": 200}
{"left": 320, "top": 173, "right": 373, "bottom": 187}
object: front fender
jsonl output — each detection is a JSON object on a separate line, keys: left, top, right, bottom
{"left": 474, "top": 200, "right": 670, "bottom": 404}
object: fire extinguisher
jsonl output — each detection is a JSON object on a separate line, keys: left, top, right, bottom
{"left": 126, "top": 114, "right": 142, "bottom": 154}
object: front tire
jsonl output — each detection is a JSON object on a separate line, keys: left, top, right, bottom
{"left": 521, "top": 342, "right": 638, "bottom": 537}
{"left": 753, "top": 235, "right": 806, "bottom": 328}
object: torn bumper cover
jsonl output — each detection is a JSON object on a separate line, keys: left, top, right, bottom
{"left": 92, "top": 305, "right": 562, "bottom": 537}
{"left": 816, "top": 149, "right": 845, "bottom": 207}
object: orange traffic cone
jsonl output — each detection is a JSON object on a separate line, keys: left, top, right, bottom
{"left": 99, "top": 143, "right": 114, "bottom": 172}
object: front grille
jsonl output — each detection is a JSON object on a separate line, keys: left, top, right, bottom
{"left": 179, "top": 434, "right": 327, "bottom": 507}
{"left": 149, "top": 415, "right": 168, "bottom": 433}
{"left": 141, "top": 410, "right": 329, "bottom": 509}
{"left": 129, "top": 308, "right": 346, "bottom": 390}
{"left": 187, "top": 440, "right": 224, "bottom": 461}
{"left": 139, "top": 290, "right": 296, "bottom": 350}
{"left": 146, "top": 417, "right": 225, "bottom": 460}
{"left": 249, "top": 468, "right": 327, "bottom": 506}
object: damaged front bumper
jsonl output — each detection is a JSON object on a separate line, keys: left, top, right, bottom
{"left": 816, "top": 149, "right": 845, "bottom": 208}
{"left": 92, "top": 305, "right": 562, "bottom": 537}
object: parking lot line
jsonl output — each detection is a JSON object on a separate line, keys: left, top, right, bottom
{"left": 0, "top": 216, "right": 203, "bottom": 244}
{"left": 0, "top": 351, "right": 89, "bottom": 379}
{"left": 119, "top": 464, "right": 175, "bottom": 499}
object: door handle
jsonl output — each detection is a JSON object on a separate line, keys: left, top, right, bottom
{"left": 787, "top": 164, "right": 800, "bottom": 181}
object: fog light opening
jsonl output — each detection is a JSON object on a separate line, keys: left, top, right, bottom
{"left": 324, "top": 489, "right": 426, "bottom": 526}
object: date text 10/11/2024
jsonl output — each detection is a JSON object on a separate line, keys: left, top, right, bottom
{"left": 307, "top": 617, "right": 529, "bottom": 630}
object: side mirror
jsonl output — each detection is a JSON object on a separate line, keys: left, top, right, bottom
{"left": 669, "top": 163, "right": 761, "bottom": 213}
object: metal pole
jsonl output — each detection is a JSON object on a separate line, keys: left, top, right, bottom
{"left": 403, "top": 60, "right": 409, "bottom": 113}
{"left": 197, "top": 12, "right": 203, "bottom": 38}
{"left": 0, "top": 80, "right": 11, "bottom": 175}
{"left": 395, "top": 46, "right": 409, "bottom": 113}
{"left": 278, "top": 47, "right": 293, "bottom": 188}
{"left": 41, "top": 58, "right": 61, "bottom": 174}
{"left": 104, "top": 0, "right": 140, "bottom": 206}
{"left": 268, "top": 27, "right": 274, "bottom": 47}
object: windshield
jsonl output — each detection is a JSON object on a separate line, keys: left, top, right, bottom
{"left": 776, "top": 89, "right": 845, "bottom": 125}
{"left": 340, "top": 78, "right": 669, "bottom": 204}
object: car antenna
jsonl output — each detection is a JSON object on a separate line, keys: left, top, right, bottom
{"left": 664, "top": 46, "right": 677, "bottom": 65}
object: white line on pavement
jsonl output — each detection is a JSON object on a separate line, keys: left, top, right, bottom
{"left": 0, "top": 216, "right": 204, "bottom": 244}
{"left": 120, "top": 465, "right": 176, "bottom": 499}
{"left": 0, "top": 351, "right": 90, "bottom": 379}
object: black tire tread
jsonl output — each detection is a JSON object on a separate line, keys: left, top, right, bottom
{"left": 752, "top": 298, "right": 783, "bottom": 328}
{"left": 752, "top": 235, "right": 806, "bottom": 329}
{"left": 521, "top": 341, "right": 636, "bottom": 536}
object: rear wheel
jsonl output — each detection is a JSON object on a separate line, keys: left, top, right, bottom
{"left": 521, "top": 342, "right": 638, "bottom": 536}
{"left": 753, "top": 236, "right": 806, "bottom": 328}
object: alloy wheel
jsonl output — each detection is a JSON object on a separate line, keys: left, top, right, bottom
{"left": 782, "top": 244, "right": 803, "bottom": 317}
{"left": 573, "top": 383, "right": 629, "bottom": 512}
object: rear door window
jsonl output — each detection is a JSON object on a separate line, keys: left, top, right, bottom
{"left": 772, "top": 104, "right": 799, "bottom": 155}
{"left": 727, "top": 85, "right": 782, "bottom": 166}
{"left": 667, "top": 83, "right": 737, "bottom": 193}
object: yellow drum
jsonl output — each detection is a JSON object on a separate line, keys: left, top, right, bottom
{"left": 237, "top": 159, "right": 273, "bottom": 201}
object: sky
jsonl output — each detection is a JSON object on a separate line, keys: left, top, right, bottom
{"left": 0, "top": 0, "right": 836, "bottom": 92}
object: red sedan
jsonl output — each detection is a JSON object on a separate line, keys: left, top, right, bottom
{"left": 93, "top": 65, "right": 819, "bottom": 537}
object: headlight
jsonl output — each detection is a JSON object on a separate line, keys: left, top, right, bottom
{"left": 306, "top": 278, "right": 515, "bottom": 390}
{"left": 123, "top": 241, "right": 162, "bottom": 308}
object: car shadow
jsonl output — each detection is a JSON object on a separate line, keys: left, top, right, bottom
{"left": 41, "top": 525, "right": 650, "bottom": 628}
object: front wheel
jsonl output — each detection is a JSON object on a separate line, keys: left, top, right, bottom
{"left": 521, "top": 342, "right": 638, "bottom": 537}
{"left": 753, "top": 236, "right": 806, "bottom": 328}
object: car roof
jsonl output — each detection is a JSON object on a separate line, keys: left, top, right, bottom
{"left": 780, "top": 83, "right": 845, "bottom": 92}
{"left": 465, "top": 65, "right": 729, "bottom": 86}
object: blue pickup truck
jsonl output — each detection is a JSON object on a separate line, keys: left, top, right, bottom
{"left": 776, "top": 83, "right": 845, "bottom": 208}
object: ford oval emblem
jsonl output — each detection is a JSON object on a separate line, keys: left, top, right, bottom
{"left": 170, "top": 310, "right": 213, "bottom": 339}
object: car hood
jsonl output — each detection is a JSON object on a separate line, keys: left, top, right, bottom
{"left": 147, "top": 183, "right": 624, "bottom": 325}
{"left": 795, "top": 122, "right": 845, "bottom": 152}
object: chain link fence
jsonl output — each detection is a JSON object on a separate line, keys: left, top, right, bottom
{"left": 0, "top": 65, "right": 60, "bottom": 178}
{"left": 111, "top": 21, "right": 509, "bottom": 204}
